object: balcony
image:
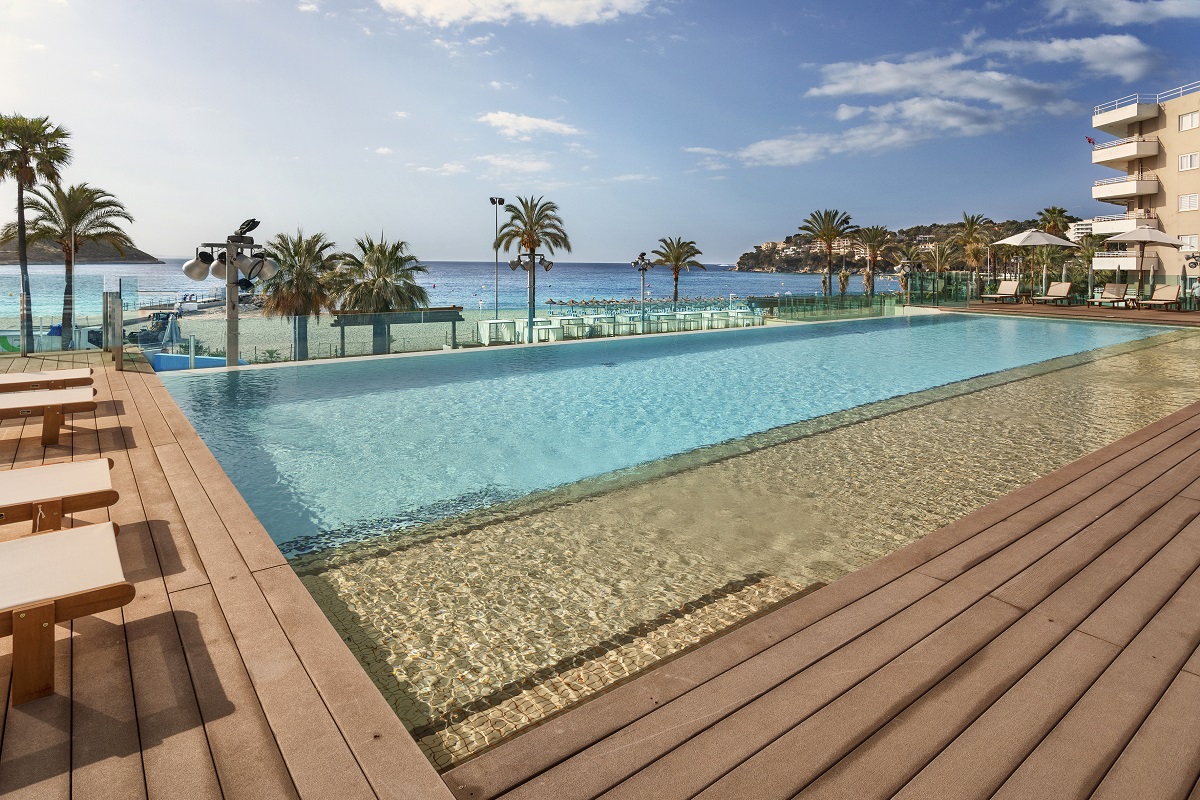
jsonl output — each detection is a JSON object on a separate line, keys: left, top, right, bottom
{"left": 1093, "top": 173, "right": 1158, "bottom": 203}
{"left": 1091, "top": 212, "right": 1159, "bottom": 236}
{"left": 1092, "top": 135, "right": 1159, "bottom": 168}
{"left": 1092, "top": 97, "right": 1160, "bottom": 135}
{"left": 1092, "top": 251, "right": 1160, "bottom": 273}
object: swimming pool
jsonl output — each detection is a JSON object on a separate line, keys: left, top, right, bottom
{"left": 162, "top": 313, "right": 1171, "bottom": 558}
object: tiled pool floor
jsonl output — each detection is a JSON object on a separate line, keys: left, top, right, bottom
{"left": 295, "top": 330, "right": 1200, "bottom": 768}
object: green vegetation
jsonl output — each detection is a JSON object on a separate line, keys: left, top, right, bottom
{"left": 330, "top": 234, "right": 430, "bottom": 355}
{"left": 0, "top": 183, "right": 134, "bottom": 349}
{"left": 798, "top": 209, "right": 857, "bottom": 296}
{"left": 262, "top": 229, "right": 339, "bottom": 361}
{"left": 651, "top": 237, "right": 705, "bottom": 308}
{"left": 854, "top": 225, "right": 894, "bottom": 297}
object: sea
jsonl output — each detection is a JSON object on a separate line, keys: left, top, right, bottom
{"left": 0, "top": 259, "right": 879, "bottom": 318}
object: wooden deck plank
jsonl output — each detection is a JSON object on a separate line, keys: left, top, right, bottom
{"left": 616, "top": 596, "right": 1021, "bottom": 800}
{"left": 891, "top": 630, "right": 1120, "bottom": 800}
{"left": 0, "top": 625, "right": 74, "bottom": 800}
{"left": 1091, "top": 671, "right": 1200, "bottom": 800}
{"left": 169, "top": 582, "right": 298, "bottom": 800}
{"left": 153, "top": 441, "right": 378, "bottom": 800}
{"left": 494, "top": 573, "right": 945, "bottom": 800}
{"left": 993, "top": 562, "right": 1200, "bottom": 798}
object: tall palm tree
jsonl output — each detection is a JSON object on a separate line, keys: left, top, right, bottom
{"left": 798, "top": 209, "right": 856, "bottom": 297}
{"left": 956, "top": 213, "right": 994, "bottom": 300}
{"left": 330, "top": 234, "right": 429, "bottom": 355}
{"left": 854, "top": 225, "right": 893, "bottom": 297}
{"left": 921, "top": 242, "right": 961, "bottom": 273}
{"left": 0, "top": 115, "right": 72, "bottom": 347}
{"left": 494, "top": 195, "right": 571, "bottom": 343}
{"left": 0, "top": 183, "right": 133, "bottom": 349}
{"left": 1037, "top": 206, "right": 1070, "bottom": 238}
{"left": 262, "top": 229, "right": 339, "bottom": 361}
{"left": 651, "top": 237, "right": 705, "bottom": 308}
{"left": 1072, "top": 234, "right": 1108, "bottom": 294}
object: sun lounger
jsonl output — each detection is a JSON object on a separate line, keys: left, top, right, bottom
{"left": 0, "top": 386, "right": 97, "bottom": 446}
{"left": 0, "top": 522, "right": 133, "bottom": 704}
{"left": 1085, "top": 283, "right": 1129, "bottom": 308}
{"left": 0, "top": 367, "right": 93, "bottom": 394}
{"left": 1137, "top": 284, "right": 1183, "bottom": 311}
{"left": 0, "top": 459, "right": 118, "bottom": 533}
{"left": 1031, "top": 282, "right": 1072, "bottom": 305}
{"left": 981, "top": 280, "right": 1019, "bottom": 303}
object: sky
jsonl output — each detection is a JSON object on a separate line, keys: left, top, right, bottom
{"left": 1, "top": 0, "right": 1197, "bottom": 263}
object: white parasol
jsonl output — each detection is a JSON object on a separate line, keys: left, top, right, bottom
{"left": 1104, "top": 228, "right": 1184, "bottom": 297}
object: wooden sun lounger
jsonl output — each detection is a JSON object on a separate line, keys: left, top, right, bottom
{"left": 1138, "top": 284, "right": 1183, "bottom": 310}
{"left": 0, "top": 522, "right": 133, "bottom": 704}
{"left": 980, "top": 280, "right": 1019, "bottom": 303}
{"left": 1085, "top": 283, "right": 1129, "bottom": 308}
{"left": 0, "top": 367, "right": 93, "bottom": 394}
{"left": 0, "top": 386, "right": 97, "bottom": 446}
{"left": 0, "top": 458, "right": 118, "bottom": 533}
{"left": 1031, "top": 281, "right": 1072, "bottom": 305}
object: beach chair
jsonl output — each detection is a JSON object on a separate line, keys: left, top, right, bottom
{"left": 1085, "top": 283, "right": 1129, "bottom": 308}
{"left": 981, "top": 280, "right": 1019, "bottom": 303}
{"left": 0, "top": 522, "right": 134, "bottom": 704}
{"left": 0, "top": 386, "right": 97, "bottom": 446}
{"left": 1137, "top": 284, "right": 1183, "bottom": 311}
{"left": 0, "top": 367, "right": 93, "bottom": 394}
{"left": 0, "top": 459, "right": 118, "bottom": 533}
{"left": 1031, "top": 282, "right": 1072, "bottom": 305}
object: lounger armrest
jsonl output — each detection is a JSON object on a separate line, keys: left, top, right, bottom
{"left": 0, "top": 582, "right": 136, "bottom": 637}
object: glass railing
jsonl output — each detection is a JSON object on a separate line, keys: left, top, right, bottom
{"left": 900, "top": 271, "right": 974, "bottom": 307}
{"left": 756, "top": 294, "right": 893, "bottom": 321}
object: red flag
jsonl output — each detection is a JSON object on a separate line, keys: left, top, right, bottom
{"left": 1086, "top": 136, "right": 1096, "bottom": 145}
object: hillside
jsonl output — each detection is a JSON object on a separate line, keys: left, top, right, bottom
{"left": 0, "top": 238, "right": 161, "bottom": 265}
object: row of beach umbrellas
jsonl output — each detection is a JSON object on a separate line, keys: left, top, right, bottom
{"left": 995, "top": 227, "right": 1184, "bottom": 297}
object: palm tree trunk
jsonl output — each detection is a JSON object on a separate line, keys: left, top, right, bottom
{"left": 673, "top": 269, "right": 680, "bottom": 309}
{"left": 61, "top": 240, "right": 75, "bottom": 350}
{"left": 825, "top": 247, "right": 833, "bottom": 297}
{"left": 295, "top": 315, "right": 309, "bottom": 361}
{"left": 16, "top": 183, "right": 34, "bottom": 349}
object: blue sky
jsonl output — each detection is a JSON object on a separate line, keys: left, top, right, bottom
{"left": 1, "top": 0, "right": 1196, "bottom": 262}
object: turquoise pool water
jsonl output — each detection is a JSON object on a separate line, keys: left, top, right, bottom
{"left": 161, "top": 314, "right": 1171, "bottom": 556}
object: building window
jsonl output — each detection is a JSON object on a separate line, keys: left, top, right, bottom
{"left": 1181, "top": 235, "right": 1199, "bottom": 252}
{"left": 1182, "top": 194, "right": 1200, "bottom": 212}
{"left": 1182, "top": 153, "right": 1200, "bottom": 171}
{"left": 1183, "top": 111, "right": 1200, "bottom": 132}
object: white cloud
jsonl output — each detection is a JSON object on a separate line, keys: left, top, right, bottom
{"left": 476, "top": 154, "right": 553, "bottom": 172}
{"left": 683, "top": 146, "right": 730, "bottom": 171}
{"left": 468, "top": 34, "right": 494, "bottom": 46}
{"left": 392, "top": 111, "right": 409, "bottom": 119}
{"left": 413, "top": 162, "right": 468, "bottom": 175}
{"left": 1045, "top": 0, "right": 1200, "bottom": 24}
{"left": 834, "top": 104, "right": 865, "bottom": 121}
{"left": 489, "top": 80, "right": 517, "bottom": 90}
{"left": 477, "top": 111, "right": 582, "bottom": 140}
{"left": 298, "top": 2, "right": 319, "bottom": 11}
{"left": 609, "top": 173, "right": 658, "bottom": 182}
{"left": 375, "top": 147, "right": 393, "bottom": 154}
{"left": 374, "top": 0, "right": 650, "bottom": 26}
{"left": 976, "top": 34, "right": 1159, "bottom": 82}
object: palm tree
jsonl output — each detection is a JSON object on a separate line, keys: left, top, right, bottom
{"left": 1072, "top": 234, "right": 1108, "bottom": 294}
{"left": 651, "top": 237, "right": 705, "bottom": 308}
{"left": 798, "top": 209, "right": 856, "bottom": 297}
{"left": 1037, "top": 206, "right": 1070, "bottom": 238}
{"left": 330, "top": 234, "right": 429, "bottom": 355}
{"left": 261, "top": 229, "right": 339, "bottom": 360}
{"left": 955, "top": 213, "right": 993, "bottom": 300}
{"left": 0, "top": 115, "right": 72, "bottom": 347}
{"left": 889, "top": 243, "right": 924, "bottom": 294}
{"left": 921, "top": 242, "right": 961, "bottom": 273}
{"left": 0, "top": 182, "right": 133, "bottom": 349}
{"left": 494, "top": 195, "right": 571, "bottom": 343}
{"left": 854, "top": 226, "right": 893, "bottom": 297}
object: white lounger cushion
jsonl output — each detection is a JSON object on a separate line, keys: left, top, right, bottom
{"left": 0, "top": 368, "right": 93, "bottom": 391}
{"left": 0, "top": 386, "right": 96, "bottom": 412}
{"left": 0, "top": 459, "right": 112, "bottom": 513}
{"left": 0, "top": 523, "right": 124, "bottom": 610}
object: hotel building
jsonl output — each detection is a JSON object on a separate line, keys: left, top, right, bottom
{"left": 1090, "top": 80, "right": 1200, "bottom": 282}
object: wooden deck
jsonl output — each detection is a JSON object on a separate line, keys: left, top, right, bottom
{"left": 0, "top": 352, "right": 452, "bottom": 800}
{"left": 956, "top": 299, "right": 1200, "bottom": 326}
{"left": 6, "top": 345, "right": 1200, "bottom": 799}
{"left": 444, "top": 397, "right": 1200, "bottom": 799}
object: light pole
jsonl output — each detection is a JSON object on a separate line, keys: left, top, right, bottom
{"left": 509, "top": 252, "right": 553, "bottom": 343}
{"left": 489, "top": 197, "right": 504, "bottom": 320}
{"left": 180, "top": 219, "right": 278, "bottom": 367}
{"left": 632, "top": 252, "right": 652, "bottom": 333}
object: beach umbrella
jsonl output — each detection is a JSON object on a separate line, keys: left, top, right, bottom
{"left": 993, "top": 230, "right": 1078, "bottom": 293}
{"left": 1104, "top": 228, "right": 1184, "bottom": 297}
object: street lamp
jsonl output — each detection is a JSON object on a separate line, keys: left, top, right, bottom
{"left": 180, "top": 219, "right": 279, "bottom": 367}
{"left": 632, "top": 252, "right": 652, "bottom": 333}
{"left": 489, "top": 197, "right": 504, "bottom": 320}
{"left": 509, "top": 252, "right": 553, "bottom": 343}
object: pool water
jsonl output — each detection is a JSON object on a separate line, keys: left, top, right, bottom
{"left": 162, "top": 314, "right": 1170, "bottom": 558}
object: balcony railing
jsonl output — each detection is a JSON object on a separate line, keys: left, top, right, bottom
{"left": 1094, "top": 172, "right": 1157, "bottom": 187}
{"left": 1092, "top": 211, "right": 1157, "bottom": 223}
{"left": 1094, "top": 81, "right": 1200, "bottom": 115}
{"left": 1091, "top": 135, "right": 1158, "bottom": 150}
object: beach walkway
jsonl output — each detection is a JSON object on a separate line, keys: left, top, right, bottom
{"left": 4, "top": 348, "right": 1200, "bottom": 798}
